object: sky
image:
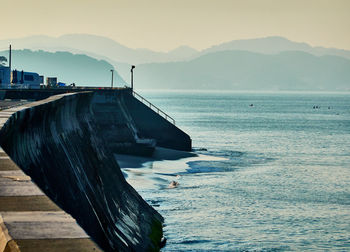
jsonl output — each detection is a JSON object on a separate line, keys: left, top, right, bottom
{"left": 1, "top": 0, "right": 350, "bottom": 52}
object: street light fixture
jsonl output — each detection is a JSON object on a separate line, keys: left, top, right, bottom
{"left": 110, "top": 69, "right": 114, "bottom": 88}
{"left": 131, "top": 65, "right": 135, "bottom": 90}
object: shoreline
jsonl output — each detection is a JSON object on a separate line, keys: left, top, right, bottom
{"left": 115, "top": 147, "right": 197, "bottom": 169}
{"left": 116, "top": 147, "right": 227, "bottom": 190}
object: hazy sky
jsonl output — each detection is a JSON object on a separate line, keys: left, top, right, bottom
{"left": 1, "top": 0, "right": 349, "bottom": 52}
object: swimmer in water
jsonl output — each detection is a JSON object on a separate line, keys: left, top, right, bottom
{"left": 168, "top": 181, "right": 179, "bottom": 188}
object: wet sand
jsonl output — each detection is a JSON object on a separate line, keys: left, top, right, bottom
{"left": 115, "top": 147, "right": 197, "bottom": 169}
{"left": 115, "top": 147, "right": 226, "bottom": 190}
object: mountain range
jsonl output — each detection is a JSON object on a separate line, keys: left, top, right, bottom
{"left": 0, "top": 34, "right": 349, "bottom": 90}
{"left": 0, "top": 49, "right": 125, "bottom": 86}
{"left": 0, "top": 34, "right": 199, "bottom": 65}
{"left": 132, "top": 50, "right": 350, "bottom": 91}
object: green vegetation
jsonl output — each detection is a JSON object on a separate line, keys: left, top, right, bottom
{"left": 0, "top": 56, "right": 7, "bottom": 65}
{"left": 147, "top": 219, "right": 163, "bottom": 252}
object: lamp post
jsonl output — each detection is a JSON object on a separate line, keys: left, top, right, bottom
{"left": 131, "top": 65, "right": 135, "bottom": 90}
{"left": 110, "top": 69, "right": 114, "bottom": 88}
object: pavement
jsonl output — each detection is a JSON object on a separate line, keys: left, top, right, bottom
{"left": 0, "top": 100, "right": 29, "bottom": 111}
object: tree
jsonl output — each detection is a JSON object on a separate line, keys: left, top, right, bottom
{"left": 0, "top": 56, "right": 7, "bottom": 66}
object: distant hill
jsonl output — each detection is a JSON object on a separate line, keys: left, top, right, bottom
{"left": 0, "top": 49, "right": 126, "bottom": 86}
{"left": 1, "top": 35, "right": 350, "bottom": 91}
{"left": 0, "top": 34, "right": 199, "bottom": 65}
{"left": 1, "top": 35, "right": 350, "bottom": 67}
{"left": 127, "top": 50, "right": 350, "bottom": 91}
{"left": 202, "top": 36, "right": 350, "bottom": 60}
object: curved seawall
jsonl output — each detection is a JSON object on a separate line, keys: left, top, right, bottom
{"left": 0, "top": 91, "right": 167, "bottom": 251}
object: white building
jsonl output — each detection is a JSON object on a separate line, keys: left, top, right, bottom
{"left": 12, "top": 70, "right": 42, "bottom": 89}
{"left": 0, "top": 66, "right": 11, "bottom": 88}
{"left": 0, "top": 65, "right": 43, "bottom": 89}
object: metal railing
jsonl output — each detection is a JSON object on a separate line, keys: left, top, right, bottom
{"left": 132, "top": 90, "right": 176, "bottom": 125}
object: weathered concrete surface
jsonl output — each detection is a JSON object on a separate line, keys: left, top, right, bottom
{"left": 0, "top": 92, "right": 165, "bottom": 251}
{"left": 122, "top": 91, "right": 192, "bottom": 151}
{"left": 0, "top": 147, "right": 100, "bottom": 252}
{"left": 91, "top": 90, "right": 157, "bottom": 156}
{"left": 0, "top": 100, "right": 30, "bottom": 111}
{"left": 0, "top": 88, "right": 192, "bottom": 154}
{"left": 0, "top": 88, "right": 121, "bottom": 101}
{"left": 4, "top": 239, "right": 100, "bottom": 252}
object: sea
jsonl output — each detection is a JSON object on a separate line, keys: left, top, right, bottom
{"left": 122, "top": 91, "right": 350, "bottom": 251}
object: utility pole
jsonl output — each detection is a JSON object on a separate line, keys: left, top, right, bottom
{"left": 9, "top": 44, "right": 12, "bottom": 85}
{"left": 110, "top": 69, "right": 114, "bottom": 88}
{"left": 9, "top": 44, "right": 11, "bottom": 71}
{"left": 131, "top": 65, "right": 135, "bottom": 90}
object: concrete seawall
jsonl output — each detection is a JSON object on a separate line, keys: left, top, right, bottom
{"left": 0, "top": 90, "right": 182, "bottom": 251}
{"left": 122, "top": 91, "right": 191, "bottom": 151}
{"left": 0, "top": 88, "right": 192, "bottom": 153}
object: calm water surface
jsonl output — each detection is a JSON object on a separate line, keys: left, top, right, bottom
{"left": 125, "top": 91, "right": 350, "bottom": 251}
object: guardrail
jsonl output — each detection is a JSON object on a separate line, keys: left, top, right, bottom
{"left": 132, "top": 90, "right": 176, "bottom": 125}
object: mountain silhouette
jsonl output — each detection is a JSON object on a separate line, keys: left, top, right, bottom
{"left": 0, "top": 49, "right": 126, "bottom": 86}
{"left": 1, "top": 35, "right": 349, "bottom": 91}
{"left": 1, "top": 34, "right": 350, "bottom": 65}
{"left": 128, "top": 50, "right": 350, "bottom": 91}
